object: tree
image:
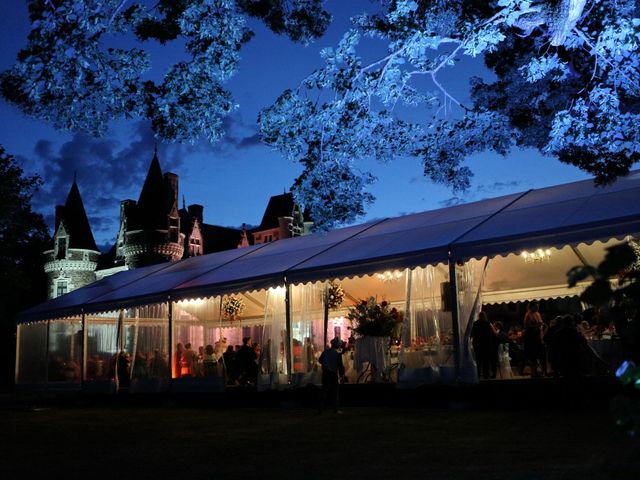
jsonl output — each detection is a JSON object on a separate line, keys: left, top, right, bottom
{"left": 0, "top": 145, "right": 50, "bottom": 388}
{"left": 0, "top": 0, "right": 331, "bottom": 143}
{"left": 3, "top": 2, "right": 638, "bottom": 231}
{"left": 568, "top": 241, "right": 640, "bottom": 436}
{"left": 567, "top": 241, "right": 640, "bottom": 363}
{"left": 259, "top": 0, "right": 640, "bottom": 229}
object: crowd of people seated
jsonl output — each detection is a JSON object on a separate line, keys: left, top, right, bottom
{"left": 174, "top": 337, "right": 262, "bottom": 385}
{"left": 471, "top": 301, "right": 616, "bottom": 380}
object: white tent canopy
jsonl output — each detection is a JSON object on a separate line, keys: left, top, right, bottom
{"left": 19, "top": 172, "right": 640, "bottom": 323}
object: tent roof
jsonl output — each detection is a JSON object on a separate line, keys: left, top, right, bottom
{"left": 453, "top": 171, "right": 640, "bottom": 260}
{"left": 18, "top": 171, "right": 640, "bottom": 323}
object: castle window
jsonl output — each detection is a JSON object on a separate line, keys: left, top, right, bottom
{"left": 56, "top": 281, "right": 68, "bottom": 298}
{"left": 83, "top": 252, "right": 89, "bottom": 262}
{"left": 56, "top": 237, "right": 67, "bottom": 260}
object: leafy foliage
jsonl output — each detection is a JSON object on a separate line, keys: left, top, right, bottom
{"left": 0, "top": 0, "right": 331, "bottom": 143}
{"left": 0, "top": 144, "right": 50, "bottom": 386}
{"left": 260, "top": 0, "right": 640, "bottom": 229}
{"left": 347, "top": 297, "right": 403, "bottom": 338}
{"left": 4, "top": 1, "right": 639, "bottom": 231}
{"left": 567, "top": 241, "right": 640, "bottom": 363}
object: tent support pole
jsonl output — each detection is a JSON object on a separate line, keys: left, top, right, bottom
{"left": 404, "top": 268, "right": 412, "bottom": 346}
{"left": 323, "top": 285, "right": 329, "bottom": 348}
{"left": 448, "top": 258, "right": 461, "bottom": 379}
{"left": 168, "top": 298, "right": 173, "bottom": 382}
{"left": 80, "top": 310, "right": 86, "bottom": 388}
{"left": 284, "top": 281, "right": 292, "bottom": 377}
{"left": 45, "top": 319, "right": 50, "bottom": 391}
{"left": 14, "top": 323, "right": 21, "bottom": 386}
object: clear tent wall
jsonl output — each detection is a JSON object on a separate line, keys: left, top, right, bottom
{"left": 15, "top": 261, "right": 481, "bottom": 392}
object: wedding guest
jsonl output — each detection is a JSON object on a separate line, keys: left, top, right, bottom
{"left": 236, "top": 337, "right": 256, "bottom": 385}
{"left": 149, "top": 349, "right": 169, "bottom": 378}
{"left": 507, "top": 324, "right": 525, "bottom": 376}
{"left": 490, "top": 321, "right": 507, "bottom": 379}
{"left": 117, "top": 350, "right": 130, "bottom": 390}
{"left": 175, "top": 343, "right": 185, "bottom": 377}
{"left": 182, "top": 343, "right": 198, "bottom": 377}
{"left": 214, "top": 337, "right": 227, "bottom": 360}
{"left": 523, "top": 301, "right": 546, "bottom": 377}
{"left": 551, "top": 315, "right": 588, "bottom": 378}
{"left": 544, "top": 316, "right": 563, "bottom": 376}
{"left": 223, "top": 345, "right": 237, "bottom": 384}
{"left": 470, "top": 312, "right": 494, "bottom": 379}
{"left": 203, "top": 344, "right": 218, "bottom": 377}
{"left": 131, "top": 351, "right": 148, "bottom": 379}
{"left": 318, "top": 337, "right": 345, "bottom": 414}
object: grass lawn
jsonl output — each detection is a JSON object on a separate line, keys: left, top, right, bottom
{"left": 2, "top": 401, "right": 638, "bottom": 479}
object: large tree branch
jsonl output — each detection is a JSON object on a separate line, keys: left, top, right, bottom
{"left": 573, "top": 27, "right": 640, "bottom": 93}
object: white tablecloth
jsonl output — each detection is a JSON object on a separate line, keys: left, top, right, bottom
{"left": 354, "top": 336, "right": 390, "bottom": 372}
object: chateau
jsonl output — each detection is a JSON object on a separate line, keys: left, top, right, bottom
{"left": 43, "top": 149, "right": 312, "bottom": 299}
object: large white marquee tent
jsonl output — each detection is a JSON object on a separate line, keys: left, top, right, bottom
{"left": 16, "top": 171, "right": 640, "bottom": 391}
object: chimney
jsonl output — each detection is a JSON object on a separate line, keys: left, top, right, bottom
{"left": 188, "top": 204, "right": 204, "bottom": 225}
{"left": 163, "top": 173, "right": 179, "bottom": 214}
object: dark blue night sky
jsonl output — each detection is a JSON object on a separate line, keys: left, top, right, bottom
{"left": 0, "top": 0, "right": 589, "bottom": 249}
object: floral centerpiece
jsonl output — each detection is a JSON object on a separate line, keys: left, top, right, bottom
{"left": 222, "top": 295, "right": 245, "bottom": 320}
{"left": 347, "top": 297, "right": 403, "bottom": 339}
{"left": 326, "top": 281, "right": 345, "bottom": 310}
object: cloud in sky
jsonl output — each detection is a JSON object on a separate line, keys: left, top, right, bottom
{"left": 30, "top": 121, "right": 182, "bottom": 243}
{"left": 28, "top": 112, "right": 265, "bottom": 247}
{"left": 438, "top": 180, "right": 523, "bottom": 208}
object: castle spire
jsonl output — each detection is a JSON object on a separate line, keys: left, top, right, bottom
{"left": 60, "top": 179, "right": 98, "bottom": 251}
{"left": 133, "top": 147, "right": 167, "bottom": 232}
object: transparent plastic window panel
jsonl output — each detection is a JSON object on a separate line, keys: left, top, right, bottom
{"left": 290, "top": 283, "right": 325, "bottom": 385}
{"left": 85, "top": 312, "right": 120, "bottom": 381}
{"left": 407, "top": 264, "right": 454, "bottom": 369}
{"left": 123, "top": 303, "right": 169, "bottom": 380}
{"left": 172, "top": 297, "right": 222, "bottom": 379}
{"left": 16, "top": 321, "right": 48, "bottom": 384}
{"left": 334, "top": 272, "right": 408, "bottom": 383}
{"left": 260, "top": 287, "right": 287, "bottom": 381}
{"left": 47, "top": 318, "right": 82, "bottom": 383}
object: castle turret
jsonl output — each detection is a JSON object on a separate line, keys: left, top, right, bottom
{"left": 43, "top": 179, "right": 101, "bottom": 299}
{"left": 122, "top": 149, "right": 185, "bottom": 268}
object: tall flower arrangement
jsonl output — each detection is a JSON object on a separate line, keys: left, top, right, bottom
{"left": 347, "top": 297, "right": 403, "bottom": 338}
{"left": 222, "top": 295, "right": 245, "bottom": 320}
{"left": 326, "top": 281, "right": 345, "bottom": 310}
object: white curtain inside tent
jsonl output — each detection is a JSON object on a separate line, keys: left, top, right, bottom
{"left": 124, "top": 303, "right": 169, "bottom": 380}
{"left": 259, "top": 286, "right": 287, "bottom": 389}
{"left": 85, "top": 312, "right": 120, "bottom": 381}
{"left": 290, "top": 282, "right": 324, "bottom": 385}
{"left": 47, "top": 317, "right": 82, "bottom": 383}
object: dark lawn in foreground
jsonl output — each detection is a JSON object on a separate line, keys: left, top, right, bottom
{"left": 2, "top": 403, "right": 638, "bottom": 479}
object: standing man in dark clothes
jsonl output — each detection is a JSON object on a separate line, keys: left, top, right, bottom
{"left": 471, "top": 312, "right": 494, "bottom": 379}
{"left": 236, "top": 337, "right": 256, "bottom": 385}
{"left": 318, "top": 337, "right": 345, "bottom": 414}
{"left": 552, "top": 315, "right": 588, "bottom": 378}
{"left": 116, "top": 350, "right": 130, "bottom": 390}
{"left": 223, "top": 345, "right": 236, "bottom": 384}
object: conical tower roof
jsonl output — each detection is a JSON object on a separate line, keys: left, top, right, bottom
{"left": 136, "top": 148, "right": 167, "bottom": 230}
{"left": 58, "top": 179, "right": 98, "bottom": 251}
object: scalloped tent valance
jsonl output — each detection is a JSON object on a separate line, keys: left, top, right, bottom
{"left": 18, "top": 171, "right": 640, "bottom": 323}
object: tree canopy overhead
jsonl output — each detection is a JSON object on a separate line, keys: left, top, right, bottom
{"left": 260, "top": 0, "right": 640, "bottom": 229}
{"left": 2, "top": 1, "right": 639, "bottom": 231}
{"left": 0, "top": 0, "right": 331, "bottom": 143}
